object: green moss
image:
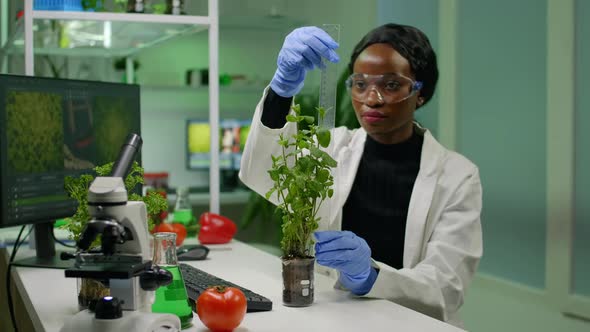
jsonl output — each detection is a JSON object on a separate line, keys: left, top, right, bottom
{"left": 6, "top": 92, "right": 64, "bottom": 173}
{"left": 93, "top": 97, "right": 139, "bottom": 164}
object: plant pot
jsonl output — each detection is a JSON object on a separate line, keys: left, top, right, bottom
{"left": 282, "top": 257, "right": 314, "bottom": 307}
{"left": 77, "top": 278, "right": 110, "bottom": 311}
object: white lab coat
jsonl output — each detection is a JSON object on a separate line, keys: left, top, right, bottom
{"left": 239, "top": 88, "right": 483, "bottom": 328}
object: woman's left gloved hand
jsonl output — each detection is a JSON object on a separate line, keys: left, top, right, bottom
{"left": 314, "top": 231, "right": 378, "bottom": 295}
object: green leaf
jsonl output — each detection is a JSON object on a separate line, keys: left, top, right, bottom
{"left": 278, "top": 138, "right": 289, "bottom": 147}
{"left": 317, "top": 129, "right": 331, "bottom": 148}
{"left": 317, "top": 106, "right": 326, "bottom": 119}
{"left": 317, "top": 169, "right": 330, "bottom": 182}
{"left": 309, "top": 145, "right": 323, "bottom": 158}
{"left": 265, "top": 187, "right": 277, "bottom": 200}
{"left": 286, "top": 114, "right": 298, "bottom": 122}
{"left": 95, "top": 162, "right": 113, "bottom": 176}
{"left": 268, "top": 169, "right": 279, "bottom": 181}
{"left": 297, "top": 141, "right": 309, "bottom": 149}
{"left": 322, "top": 153, "right": 338, "bottom": 167}
{"left": 304, "top": 116, "right": 315, "bottom": 124}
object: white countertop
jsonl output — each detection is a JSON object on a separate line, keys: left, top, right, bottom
{"left": 7, "top": 237, "right": 465, "bottom": 332}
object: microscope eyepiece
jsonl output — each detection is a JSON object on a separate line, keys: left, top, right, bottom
{"left": 111, "top": 133, "right": 142, "bottom": 179}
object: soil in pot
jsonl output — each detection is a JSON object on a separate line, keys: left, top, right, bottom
{"left": 282, "top": 257, "right": 314, "bottom": 307}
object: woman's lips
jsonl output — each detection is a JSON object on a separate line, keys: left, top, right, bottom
{"left": 362, "top": 111, "right": 386, "bottom": 123}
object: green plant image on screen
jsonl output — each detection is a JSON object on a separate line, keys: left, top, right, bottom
{"left": 6, "top": 91, "right": 64, "bottom": 173}
{"left": 93, "top": 96, "right": 140, "bottom": 163}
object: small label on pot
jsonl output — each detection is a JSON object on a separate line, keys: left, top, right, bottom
{"left": 300, "top": 280, "right": 310, "bottom": 285}
{"left": 302, "top": 288, "right": 309, "bottom": 296}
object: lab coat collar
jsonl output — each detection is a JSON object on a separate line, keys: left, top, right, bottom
{"left": 414, "top": 122, "right": 443, "bottom": 177}
{"left": 404, "top": 122, "right": 445, "bottom": 267}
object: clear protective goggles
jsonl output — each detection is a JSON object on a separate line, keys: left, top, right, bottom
{"left": 345, "top": 73, "right": 423, "bottom": 104}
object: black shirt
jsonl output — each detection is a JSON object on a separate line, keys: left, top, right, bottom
{"left": 261, "top": 89, "right": 423, "bottom": 269}
{"left": 341, "top": 131, "right": 422, "bottom": 269}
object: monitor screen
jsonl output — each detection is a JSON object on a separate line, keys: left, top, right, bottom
{"left": 0, "top": 74, "right": 141, "bottom": 229}
{"left": 186, "top": 119, "right": 251, "bottom": 171}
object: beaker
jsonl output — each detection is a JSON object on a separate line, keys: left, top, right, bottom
{"left": 151, "top": 232, "right": 193, "bottom": 329}
{"left": 173, "top": 187, "right": 193, "bottom": 226}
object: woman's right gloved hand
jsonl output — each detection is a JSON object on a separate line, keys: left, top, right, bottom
{"left": 314, "top": 230, "right": 378, "bottom": 295}
{"left": 270, "top": 26, "right": 340, "bottom": 97}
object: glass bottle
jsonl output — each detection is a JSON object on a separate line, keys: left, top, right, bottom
{"left": 173, "top": 187, "right": 192, "bottom": 226}
{"left": 166, "top": 0, "right": 184, "bottom": 15}
{"left": 151, "top": 232, "right": 193, "bottom": 329}
{"left": 127, "top": 0, "right": 145, "bottom": 13}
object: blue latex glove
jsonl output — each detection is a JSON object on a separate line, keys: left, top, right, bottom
{"left": 314, "top": 231, "right": 378, "bottom": 295}
{"left": 270, "top": 26, "right": 340, "bottom": 97}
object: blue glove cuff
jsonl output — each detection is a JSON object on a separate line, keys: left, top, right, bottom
{"left": 339, "top": 267, "right": 379, "bottom": 295}
{"left": 270, "top": 69, "right": 305, "bottom": 98}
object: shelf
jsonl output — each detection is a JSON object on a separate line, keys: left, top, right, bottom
{"left": 32, "top": 10, "right": 212, "bottom": 25}
{"left": 3, "top": 13, "right": 209, "bottom": 57}
{"left": 141, "top": 84, "right": 266, "bottom": 94}
{"left": 219, "top": 15, "right": 303, "bottom": 31}
{"left": 167, "top": 190, "right": 251, "bottom": 206}
{"left": 1, "top": 11, "right": 303, "bottom": 58}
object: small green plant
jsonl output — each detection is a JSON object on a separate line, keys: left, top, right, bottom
{"left": 62, "top": 161, "right": 168, "bottom": 246}
{"left": 265, "top": 105, "right": 337, "bottom": 259}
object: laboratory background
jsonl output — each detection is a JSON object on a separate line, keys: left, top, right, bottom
{"left": 0, "top": 0, "right": 588, "bottom": 331}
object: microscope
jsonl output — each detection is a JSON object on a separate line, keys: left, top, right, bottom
{"left": 60, "top": 134, "right": 181, "bottom": 332}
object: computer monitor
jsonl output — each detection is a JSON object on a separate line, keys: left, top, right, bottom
{"left": 186, "top": 119, "right": 251, "bottom": 172}
{"left": 0, "top": 74, "right": 141, "bottom": 268}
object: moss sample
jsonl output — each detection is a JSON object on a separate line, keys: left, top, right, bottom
{"left": 6, "top": 91, "right": 64, "bottom": 173}
{"left": 93, "top": 96, "right": 139, "bottom": 163}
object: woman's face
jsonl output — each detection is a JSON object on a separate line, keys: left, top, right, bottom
{"left": 351, "top": 43, "right": 421, "bottom": 144}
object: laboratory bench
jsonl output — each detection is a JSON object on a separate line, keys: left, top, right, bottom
{"left": 1, "top": 230, "right": 466, "bottom": 332}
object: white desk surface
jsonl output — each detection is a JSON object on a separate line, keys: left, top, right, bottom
{"left": 9, "top": 238, "right": 465, "bottom": 332}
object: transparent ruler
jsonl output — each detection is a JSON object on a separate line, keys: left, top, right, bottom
{"left": 317, "top": 24, "right": 340, "bottom": 225}
{"left": 318, "top": 24, "right": 341, "bottom": 130}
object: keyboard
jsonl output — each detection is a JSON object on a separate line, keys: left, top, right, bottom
{"left": 179, "top": 263, "right": 273, "bottom": 312}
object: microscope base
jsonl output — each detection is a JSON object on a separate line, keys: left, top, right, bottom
{"left": 59, "top": 309, "right": 181, "bottom": 332}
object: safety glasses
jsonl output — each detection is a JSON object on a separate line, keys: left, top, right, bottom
{"left": 345, "top": 73, "right": 423, "bottom": 104}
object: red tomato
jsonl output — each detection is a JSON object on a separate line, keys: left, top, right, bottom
{"left": 152, "top": 223, "right": 174, "bottom": 234}
{"left": 152, "top": 223, "right": 187, "bottom": 247}
{"left": 170, "top": 223, "right": 187, "bottom": 246}
{"left": 197, "top": 286, "right": 246, "bottom": 332}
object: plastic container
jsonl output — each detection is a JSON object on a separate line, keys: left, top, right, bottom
{"left": 144, "top": 172, "right": 170, "bottom": 191}
{"left": 34, "top": 0, "right": 83, "bottom": 11}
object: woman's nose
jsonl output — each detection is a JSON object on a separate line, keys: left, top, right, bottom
{"left": 365, "top": 86, "right": 385, "bottom": 106}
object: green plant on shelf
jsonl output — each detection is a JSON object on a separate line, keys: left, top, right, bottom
{"left": 82, "top": 0, "right": 164, "bottom": 13}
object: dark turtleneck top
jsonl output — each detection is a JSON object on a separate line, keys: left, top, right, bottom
{"left": 261, "top": 89, "right": 423, "bottom": 269}
{"left": 341, "top": 130, "right": 422, "bottom": 269}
